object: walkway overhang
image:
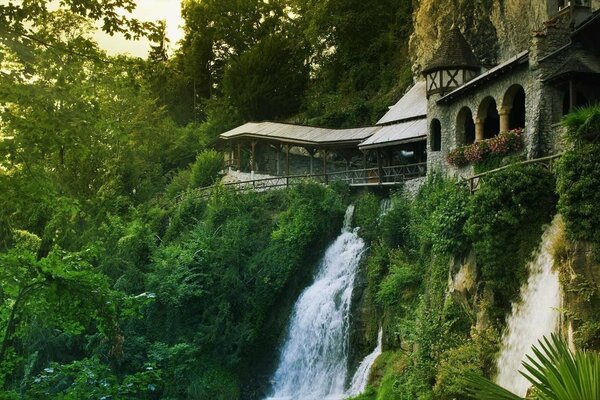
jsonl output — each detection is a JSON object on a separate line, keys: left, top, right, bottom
{"left": 219, "top": 121, "right": 378, "bottom": 149}
{"left": 359, "top": 118, "right": 427, "bottom": 150}
{"left": 437, "top": 51, "right": 529, "bottom": 104}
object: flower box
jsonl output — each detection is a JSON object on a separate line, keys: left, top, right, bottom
{"left": 446, "top": 128, "right": 524, "bottom": 167}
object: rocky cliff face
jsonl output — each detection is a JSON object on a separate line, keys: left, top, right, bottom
{"left": 410, "top": 0, "right": 551, "bottom": 74}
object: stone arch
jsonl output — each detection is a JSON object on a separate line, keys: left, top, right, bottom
{"left": 456, "top": 106, "right": 476, "bottom": 145}
{"left": 501, "top": 84, "right": 526, "bottom": 131}
{"left": 477, "top": 96, "right": 500, "bottom": 140}
{"left": 430, "top": 119, "right": 442, "bottom": 151}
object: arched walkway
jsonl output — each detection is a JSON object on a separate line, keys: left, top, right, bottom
{"left": 477, "top": 96, "right": 500, "bottom": 140}
{"left": 456, "top": 107, "right": 476, "bottom": 145}
{"left": 430, "top": 119, "right": 442, "bottom": 151}
{"left": 502, "top": 84, "right": 526, "bottom": 131}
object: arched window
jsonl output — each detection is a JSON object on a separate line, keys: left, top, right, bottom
{"left": 502, "top": 84, "right": 526, "bottom": 130}
{"left": 430, "top": 119, "right": 442, "bottom": 151}
{"left": 478, "top": 96, "right": 500, "bottom": 139}
{"left": 456, "top": 107, "right": 476, "bottom": 145}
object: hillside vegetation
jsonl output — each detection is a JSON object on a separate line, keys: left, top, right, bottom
{"left": 1, "top": 1, "right": 600, "bottom": 399}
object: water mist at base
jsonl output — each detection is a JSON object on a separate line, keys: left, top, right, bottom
{"left": 495, "top": 217, "right": 562, "bottom": 396}
{"left": 265, "top": 205, "right": 366, "bottom": 400}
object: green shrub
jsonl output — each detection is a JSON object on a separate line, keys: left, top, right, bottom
{"left": 465, "top": 164, "right": 557, "bottom": 310}
{"left": 562, "top": 103, "right": 600, "bottom": 142}
{"left": 190, "top": 150, "right": 223, "bottom": 188}
{"left": 557, "top": 146, "right": 600, "bottom": 245}
{"left": 354, "top": 191, "right": 382, "bottom": 242}
{"left": 409, "top": 174, "right": 470, "bottom": 256}
{"left": 376, "top": 250, "right": 421, "bottom": 306}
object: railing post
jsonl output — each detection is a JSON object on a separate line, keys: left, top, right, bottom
{"left": 376, "top": 150, "right": 383, "bottom": 184}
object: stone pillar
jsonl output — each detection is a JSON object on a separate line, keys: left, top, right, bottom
{"left": 475, "top": 117, "right": 485, "bottom": 142}
{"left": 499, "top": 106, "right": 511, "bottom": 133}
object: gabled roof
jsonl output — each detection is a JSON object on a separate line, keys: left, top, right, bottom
{"left": 219, "top": 121, "right": 378, "bottom": 147}
{"left": 544, "top": 50, "right": 600, "bottom": 82}
{"left": 359, "top": 119, "right": 427, "bottom": 150}
{"left": 422, "top": 28, "right": 480, "bottom": 74}
{"left": 438, "top": 50, "right": 529, "bottom": 104}
{"left": 377, "top": 81, "right": 427, "bottom": 125}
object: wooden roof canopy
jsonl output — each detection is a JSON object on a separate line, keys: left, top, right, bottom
{"left": 219, "top": 121, "right": 380, "bottom": 149}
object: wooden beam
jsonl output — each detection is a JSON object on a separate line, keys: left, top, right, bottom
{"left": 237, "top": 142, "right": 242, "bottom": 171}
{"left": 322, "top": 149, "right": 328, "bottom": 183}
{"left": 285, "top": 144, "right": 290, "bottom": 176}
{"left": 250, "top": 140, "right": 257, "bottom": 172}
{"left": 376, "top": 149, "right": 383, "bottom": 184}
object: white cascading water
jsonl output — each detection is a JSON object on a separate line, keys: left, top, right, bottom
{"left": 265, "top": 205, "right": 366, "bottom": 400}
{"left": 345, "top": 327, "right": 383, "bottom": 396}
{"left": 379, "top": 198, "right": 392, "bottom": 218}
{"left": 495, "top": 217, "right": 562, "bottom": 396}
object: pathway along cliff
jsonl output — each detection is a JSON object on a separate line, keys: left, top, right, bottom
{"left": 495, "top": 216, "right": 562, "bottom": 396}
{"left": 265, "top": 205, "right": 374, "bottom": 400}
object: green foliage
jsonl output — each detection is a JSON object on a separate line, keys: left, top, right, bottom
{"left": 354, "top": 192, "right": 382, "bottom": 243}
{"left": 465, "top": 165, "right": 557, "bottom": 309}
{"left": 190, "top": 150, "right": 223, "bottom": 188}
{"left": 561, "top": 103, "right": 600, "bottom": 142}
{"left": 223, "top": 35, "right": 309, "bottom": 120}
{"left": 376, "top": 250, "right": 421, "bottom": 306}
{"left": 23, "top": 357, "right": 162, "bottom": 399}
{"left": 433, "top": 328, "right": 500, "bottom": 399}
{"left": 465, "top": 334, "right": 600, "bottom": 400}
{"left": 410, "top": 175, "right": 471, "bottom": 256}
{"left": 556, "top": 105, "right": 600, "bottom": 249}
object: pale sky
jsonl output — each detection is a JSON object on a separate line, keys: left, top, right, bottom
{"left": 94, "top": 0, "right": 185, "bottom": 58}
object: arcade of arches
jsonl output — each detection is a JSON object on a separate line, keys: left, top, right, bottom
{"left": 449, "top": 84, "right": 526, "bottom": 145}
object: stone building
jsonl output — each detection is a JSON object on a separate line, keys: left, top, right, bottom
{"left": 424, "top": 4, "right": 600, "bottom": 176}
{"left": 218, "top": 2, "right": 600, "bottom": 184}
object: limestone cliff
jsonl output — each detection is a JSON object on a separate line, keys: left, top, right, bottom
{"left": 410, "top": 0, "right": 551, "bottom": 73}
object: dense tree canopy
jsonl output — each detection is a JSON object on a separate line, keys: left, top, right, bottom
{"left": 0, "top": 0, "right": 419, "bottom": 397}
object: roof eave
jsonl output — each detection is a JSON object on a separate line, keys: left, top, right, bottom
{"left": 437, "top": 51, "right": 529, "bottom": 104}
{"left": 359, "top": 135, "right": 427, "bottom": 150}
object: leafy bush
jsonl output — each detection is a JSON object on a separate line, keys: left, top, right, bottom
{"left": 190, "top": 150, "right": 223, "bottom": 188}
{"left": 375, "top": 250, "right": 421, "bottom": 305}
{"left": 556, "top": 105, "right": 600, "bottom": 248}
{"left": 354, "top": 191, "right": 382, "bottom": 242}
{"left": 561, "top": 103, "right": 600, "bottom": 142}
{"left": 409, "top": 175, "right": 470, "bottom": 256}
{"left": 465, "top": 164, "right": 557, "bottom": 309}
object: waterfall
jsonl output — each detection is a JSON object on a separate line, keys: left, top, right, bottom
{"left": 345, "top": 327, "right": 383, "bottom": 396}
{"left": 379, "top": 198, "right": 392, "bottom": 217}
{"left": 495, "top": 217, "right": 562, "bottom": 396}
{"left": 265, "top": 205, "right": 366, "bottom": 400}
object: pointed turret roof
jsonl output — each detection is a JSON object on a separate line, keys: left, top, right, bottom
{"left": 422, "top": 28, "right": 480, "bottom": 74}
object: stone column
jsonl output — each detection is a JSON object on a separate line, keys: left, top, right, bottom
{"left": 475, "top": 117, "right": 485, "bottom": 142}
{"left": 499, "top": 106, "right": 511, "bottom": 133}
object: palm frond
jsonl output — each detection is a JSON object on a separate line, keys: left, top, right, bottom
{"left": 463, "top": 334, "right": 600, "bottom": 400}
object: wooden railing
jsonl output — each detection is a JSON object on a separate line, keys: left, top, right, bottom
{"left": 196, "top": 162, "right": 427, "bottom": 197}
{"left": 465, "top": 153, "right": 564, "bottom": 193}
